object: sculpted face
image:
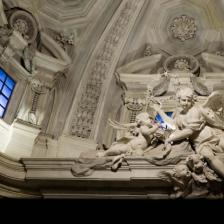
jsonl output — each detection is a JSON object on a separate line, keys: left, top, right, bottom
{"left": 175, "top": 164, "right": 191, "bottom": 179}
{"left": 179, "top": 96, "right": 193, "bottom": 112}
{"left": 136, "top": 113, "right": 152, "bottom": 127}
{"left": 177, "top": 88, "right": 194, "bottom": 112}
{"left": 187, "top": 154, "right": 204, "bottom": 174}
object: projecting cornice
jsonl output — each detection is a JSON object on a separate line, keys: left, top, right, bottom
{"left": 0, "top": 151, "right": 176, "bottom": 198}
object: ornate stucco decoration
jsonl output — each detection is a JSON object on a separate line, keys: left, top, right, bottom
{"left": 28, "top": 79, "right": 48, "bottom": 125}
{"left": 125, "top": 97, "right": 144, "bottom": 123}
{"left": 164, "top": 55, "right": 199, "bottom": 74}
{"left": 71, "top": 0, "right": 145, "bottom": 139}
{"left": 169, "top": 15, "right": 197, "bottom": 42}
{"left": 55, "top": 32, "right": 74, "bottom": 50}
{"left": 144, "top": 44, "right": 152, "bottom": 57}
{"left": 174, "top": 58, "right": 190, "bottom": 72}
{"left": 8, "top": 9, "right": 38, "bottom": 43}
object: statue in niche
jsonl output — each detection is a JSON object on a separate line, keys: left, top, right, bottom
{"left": 154, "top": 87, "right": 224, "bottom": 188}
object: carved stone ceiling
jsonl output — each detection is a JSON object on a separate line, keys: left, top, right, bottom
{"left": 118, "top": 0, "right": 224, "bottom": 67}
{"left": 5, "top": 0, "right": 224, "bottom": 65}
{"left": 149, "top": 0, "right": 224, "bottom": 56}
{"left": 39, "top": 0, "right": 97, "bottom": 24}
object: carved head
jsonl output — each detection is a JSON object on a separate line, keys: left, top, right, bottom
{"left": 186, "top": 154, "right": 204, "bottom": 174}
{"left": 135, "top": 112, "right": 152, "bottom": 127}
{"left": 177, "top": 87, "right": 195, "bottom": 112}
{"left": 174, "top": 164, "right": 191, "bottom": 179}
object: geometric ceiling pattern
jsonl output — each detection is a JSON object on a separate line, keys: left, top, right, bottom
{"left": 147, "top": 0, "right": 224, "bottom": 56}
{"left": 40, "top": 0, "right": 97, "bottom": 24}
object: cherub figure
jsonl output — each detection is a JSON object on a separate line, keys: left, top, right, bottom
{"left": 97, "top": 112, "right": 165, "bottom": 160}
{"left": 160, "top": 163, "right": 192, "bottom": 198}
{"left": 160, "top": 154, "right": 222, "bottom": 198}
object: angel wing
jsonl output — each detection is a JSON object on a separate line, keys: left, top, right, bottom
{"left": 107, "top": 118, "right": 137, "bottom": 130}
{"left": 203, "top": 90, "right": 224, "bottom": 110}
{"left": 201, "top": 90, "right": 224, "bottom": 128}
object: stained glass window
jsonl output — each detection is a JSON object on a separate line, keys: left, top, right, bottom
{"left": 155, "top": 111, "right": 173, "bottom": 129}
{"left": 0, "top": 68, "right": 15, "bottom": 118}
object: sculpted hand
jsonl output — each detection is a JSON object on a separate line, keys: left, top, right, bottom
{"left": 164, "top": 139, "right": 172, "bottom": 151}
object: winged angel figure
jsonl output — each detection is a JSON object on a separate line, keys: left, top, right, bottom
{"left": 154, "top": 87, "right": 224, "bottom": 178}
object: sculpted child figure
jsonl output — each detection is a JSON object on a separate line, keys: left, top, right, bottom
{"left": 97, "top": 112, "right": 161, "bottom": 158}
{"left": 154, "top": 87, "right": 224, "bottom": 178}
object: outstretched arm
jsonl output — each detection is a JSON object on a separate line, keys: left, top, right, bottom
{"left": 166, "top": 128, "right": 194, "bottom": 144}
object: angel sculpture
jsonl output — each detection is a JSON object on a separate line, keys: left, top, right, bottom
{"left": 96, "top": 112, "right": 169, "bottom": 164}
{"left": 153, "top": 87, "right": 224, "bottom": 178}
{"left": 71, "top": 112, "right": 170, "bottom": 176}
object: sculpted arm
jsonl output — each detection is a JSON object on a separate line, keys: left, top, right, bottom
{"left": 166, "top": 128, "right": 194, "bottom": 144}
{"left": 140, "top": 124, "right": 159, "bottom": 136}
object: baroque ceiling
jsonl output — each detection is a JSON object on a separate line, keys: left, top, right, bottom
{"left": 117, "top": 0, "right": 224, "bottom": 69}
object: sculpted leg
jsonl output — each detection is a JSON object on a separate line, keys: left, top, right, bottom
{"left": 100, "top": 144, "right": 129, "bottom": 157}
{"left": 200, "top": 147, "right": 224, "bottom": 178}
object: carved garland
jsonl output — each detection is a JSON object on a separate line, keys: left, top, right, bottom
{"left": 71, "top": 0, "right": 142, "bottom": 138}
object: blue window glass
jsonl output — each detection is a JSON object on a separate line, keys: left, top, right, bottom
{"left": 0, "top": 106, "right": 4, "bottom": 117}
{"left": 2, "top": 85, "right": 12, "bottom": 98}
{"left": 0, "top": 94, "right": 7, "bottom": 107}
{"left": 155, "top": 111, "right": 173, "bottom": 129}
{"left": 0, "top": 68, "right": 16, "bottom": 118}
{"left": 5, "top": 77, "right": 15, "bottom": 90}
{"left": 0, "top": 70, "right": 6, "bottom": 82}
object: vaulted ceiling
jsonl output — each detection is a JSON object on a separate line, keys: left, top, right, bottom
{"left": 118, "top": 0, "right": 224, "bottom": 67}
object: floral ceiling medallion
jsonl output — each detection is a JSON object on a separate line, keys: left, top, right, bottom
{"left": 169, "top": 15, "right": 197, "bottom": 42}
